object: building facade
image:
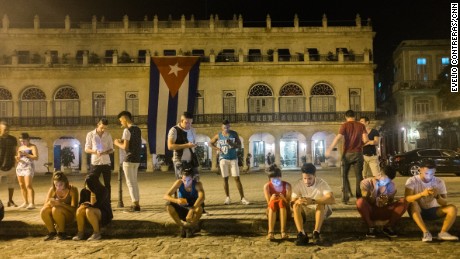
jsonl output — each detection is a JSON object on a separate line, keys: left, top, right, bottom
{"left": 387, "top": 40, "right": 451, "bottom": 153}
{"left": 0, "top": 13, "right": 376, "bottom": 173}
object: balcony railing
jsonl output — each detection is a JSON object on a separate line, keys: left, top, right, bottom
{"left": 393, "top": 80, "right": 440, "bottom": 92}
{"left": 4, "top": 111, "right": 379, "bottom": 127}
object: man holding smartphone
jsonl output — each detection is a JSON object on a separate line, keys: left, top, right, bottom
{"left": 291, "top": 163, "right": 335, "bottom": 245}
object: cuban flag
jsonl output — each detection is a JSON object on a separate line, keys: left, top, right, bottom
{"left": 148, "top": 57, "right": 200, "bottom": 155}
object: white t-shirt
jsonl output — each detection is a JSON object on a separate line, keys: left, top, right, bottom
{"left": 292, "top": 177, "right": 333, "bottom": 211}
{"left": 405, "top": 175, "right": 447, "bottom": 209}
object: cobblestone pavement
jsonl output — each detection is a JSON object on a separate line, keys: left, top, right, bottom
{"left": 0, "top": 234, "right": 459, "bottom": 259}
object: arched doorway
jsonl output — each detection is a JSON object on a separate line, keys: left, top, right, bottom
{"left": 280, "top": 131, "right": 307, "bottom": 168}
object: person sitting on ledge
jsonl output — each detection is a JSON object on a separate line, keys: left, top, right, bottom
{"left": 405, "top": 159, "right": 458, "bottom": 242}
{"left": 263, "top": 164, "right": 292, "bottom": 241}
{"left": 72, "top": 176, "right": 113, "bottom": 241}
{"left": 164, "top": 166, "right": 205, "bottom": 238}
{"left": 291, "top": 163, "right": 335, "bottom": 246}
{"left": 40, "top": 172, "right": 78, "bottom": 241}
{"left": 356, "top": 165, "right": 407, "bottom": 238}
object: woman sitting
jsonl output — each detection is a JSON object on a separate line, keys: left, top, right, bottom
{"left": 40, "top": 172, "right": 79, "bottom": 240}
{"left": 73, "top": 176, "right": 113, "bottom": 241}
{"left": 263, "top": 164, "right": 292, "bottom": 240}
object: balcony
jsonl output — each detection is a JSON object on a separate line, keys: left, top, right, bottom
{"left": 392, "top": 80, "right": 440, "bottom": 93}
{"left": 4, "top": 111, "right": 379, "bottom": 128}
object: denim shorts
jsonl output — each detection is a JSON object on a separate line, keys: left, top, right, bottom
{"left": 408, "top": 206, "right": 440, "bottom": 221}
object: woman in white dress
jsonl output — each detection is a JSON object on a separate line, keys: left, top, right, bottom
{"left": 15, "top": 133, "right": 38, "bottom": 209}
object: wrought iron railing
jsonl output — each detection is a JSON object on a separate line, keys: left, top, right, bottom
{"left": 3, "top": 111, "right": 379, "bottom": 128}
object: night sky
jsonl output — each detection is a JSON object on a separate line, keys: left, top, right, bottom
{"left": 0, "top": 0, "right": 450, "bottom": 74}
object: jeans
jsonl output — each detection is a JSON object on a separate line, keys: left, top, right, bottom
{"left": 341, "top": 152, "right": 364, "bottom": 202}
{"left": 88, "top": 164, "right": 112, "bottom": 201}
{"left": 122, "top": 162, "right": 140, "bottom": 202}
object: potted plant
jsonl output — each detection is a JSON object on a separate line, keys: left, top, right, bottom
{"left": 61, "top": 146, "right": 75, "bottom": 174}
{"left": 157, "top": 154, "right": 171, "bottom": 172}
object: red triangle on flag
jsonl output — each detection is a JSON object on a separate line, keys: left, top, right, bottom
{"left": 152, "top": 57, "right": 199, "bottom": 97}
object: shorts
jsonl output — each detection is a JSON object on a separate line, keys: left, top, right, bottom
{"left": 408, "top": 206, "right": 441, "bottom": 221}
{"left": 295, "top": 203, "right": 333, "bottom": 221}
{"left": 219, "top": 159, "right": 239, "bottom": 178}
{"left": 0, "top": 168, "right": 16, "bottom": 188}
{"left": 168, "top": 202, "right": 191, "bottom": 221}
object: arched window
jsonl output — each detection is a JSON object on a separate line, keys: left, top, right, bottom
{"left": 20, "top": 87, "right": 47, "bottom": 125}
{"left": 279, "top": 83, "right": 304, "bottom": 113}
{"left": 310, "top": 83, "right": 336, "bottom": 112}
{"left": 0, "top": 87, "right": 13, "bottom": 118}
{"left": 248, "top": 83, "right": 274, "bottom": 114}
{"left": 54, "top": 86, "right": 80, "bottom": 125}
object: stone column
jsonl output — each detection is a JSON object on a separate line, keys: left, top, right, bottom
{"left": 112, "top": 50, "right": 118, "bottom": 65}
{"left": 274, "top": 136, "right": 281, "bottom": 167}
{"left": 92, "top": 15, "right": 97, "bottom": 32}
{"left": 12, "top": 50, "right": 18, "bottom": 66}
{"left": 145, "top": 50, "right": 151, "bottom": 65}
{"left": 2, "top": 14, "right": 10, "bottom": 33}
{"left": 304, "top": 49, "right": 310, "bottom": 63}
{"left": 209, "top": 14, "right": 214, "bottom": 32}
{"left": 322, "top": 14, "right": 327, "bottom": 28}
{"left": 181, "top": 14, "right": 185, "bottom": 33}
{"left": 34, "top": 15, "right": 40, "bottom": 31}
{"left": 210, "top": 49, "right": 215, "bottom": 63}
{"left": 355, "top": 14, "right": 361, "bottom": 28}
{"left": 82, "top": 51, "right": 88, "bottom": 66}
{"left": 153, "top": 15, "right": 158, "bottom": 33}
{"left": 266, "top": 14, "right": 271, "bottom": 31}
{"left": 123, "top": 15, "right": 129, "bottom": 31}
{"left": 364, "top": 48, "right": 370, "bottom": 63}
{"left": 294, "top": 14, "right": 299, "bottom": 32}
{"left": 238, "top": 48, "right": 243, "bottom": 63}
{"left": 238, "top": 14, "right": 243, "bottom": 32}
{"left": 338, "top": 49, "right": 344, "bottom": 63}
{"left": 273, "top": 49, "right": 279, "bottom": 63}
{"left": 65, "top": 15, "right": 70, "bottom": 31}
{"left": 45, "top": 51, "right": 51, "bottom": 65}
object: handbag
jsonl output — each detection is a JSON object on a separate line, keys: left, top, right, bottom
{"left": 189, "top": 148, "right": 200, "bottom": 168}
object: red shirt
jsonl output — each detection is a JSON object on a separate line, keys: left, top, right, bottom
{"left": 339, "top": 121, "right": 366, "bottom": 153}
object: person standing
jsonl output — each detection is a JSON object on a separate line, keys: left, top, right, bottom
{"left": 167, "top": 112, "right": 199, "bottom": 180}
{"left": 15, "top": 133, "right": 38, "bottom": 209}
{"left": 0, "top": 120, "right": 18, "bottom": 208}
{"left": 210, "top": 120, "right": 250, "bottom": 205}
{"left": 85, "top": 118, "right": 114, "bottom": 201}
{"left": 245, "top": 153, "right": 252, "bottom": 173}
{"left": 359, "top": 116, "right": 380, "bottom": 178}
{"left": 356, "top": 165, "right": 407, "bottom": 238}
{"left": 114, "top": 111, "right": 142, "bottom": 212}
{"left": 291, "top": 163, "right": 335, "bottom": 245}
{"left": 326, "top": 110, "right": 368, "bottom": 204}
{"left": 405, "top": 159, "right": 458, "bottom": 242}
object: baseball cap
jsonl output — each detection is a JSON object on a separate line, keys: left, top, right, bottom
{"left": 301, "top": 163, "right": 316, "bottom": 175}
{"left": 419, "top": 159, "right": 436, "bottom": 169}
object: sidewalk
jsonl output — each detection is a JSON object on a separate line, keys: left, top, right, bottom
{"left": 1, "top": 168, "right": 459, "bottom": 237}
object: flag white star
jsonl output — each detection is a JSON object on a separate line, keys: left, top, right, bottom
{"left": 168, "top": 63, "right": 183, "bottom": 76}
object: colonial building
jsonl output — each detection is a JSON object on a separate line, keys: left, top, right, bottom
{"left": 0, "top": 13, "right": 376, "bottom": 173}
{"left": 386, "top": 40, "right": 451, "bottom": 153}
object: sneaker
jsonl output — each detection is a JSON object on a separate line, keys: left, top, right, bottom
{"left": 438, "top": 232, "right": 459, "bottom": 241}
{"left": 294, "top": 232, "right": 309, "bottom": 246}
{"left": 87, "top": 233, "right": 101, "bottom": 241}
{"left": 366, "top": 228, "right": 376, "bottom": 238}
{"left": 26, "top": 204, "right": 36, "bottom": 210}
{"left": 128, "top": 205, "right": 141, "bottom": 212}
{"left": 382, "top": 226, "right": 398, "bottom": 238}
{"left": 44, "top": 232, "right": 57, "bottom": 241}
{"left": 224, "top": 197, "right": 231, "bottom": 205}
{"left": 18, "top": 203, "right": 28, "bottom": 208}
{"left": 422, "top": 232, "right": 432, "bottom": 242}
{"left": 72, "top": 232, "right": 85, "bottom": 241}
{"left": 312, "top": 231, "right": 323, "bottom": 245}
{"left": 241, "top": 197, "right": 250, "bottom": 205}
{"left": 56, "top": 232, "right": 69, "bottom": 240}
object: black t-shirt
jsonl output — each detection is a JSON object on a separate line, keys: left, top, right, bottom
{"left": 0, "top": 135, "right": 17, "bottom": 171}
{"left": 362, "top": 128, "right": 379, "bottom": 156}
{"left": 126, "top": 125, "right": 142, "bottom": 163}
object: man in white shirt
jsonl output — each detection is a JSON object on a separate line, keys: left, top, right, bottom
{"left": 291, "top": 163, "right": 335, "bottom": 245}
{"left": 85, "top": 118, "right": 113, "bottom": 200}
{"left": 405, "top": 159, "right": 458, "bottom": 242}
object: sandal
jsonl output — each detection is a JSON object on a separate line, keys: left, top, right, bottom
{"left": 266, "top": 232, "right": 275, "bottom": 241}
{"left": 281, "top": 232, "right": 289, "bottom": 239}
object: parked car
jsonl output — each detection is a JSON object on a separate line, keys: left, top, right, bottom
{"left": 391, "top": 149, "right": 460, "bottom": 176}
